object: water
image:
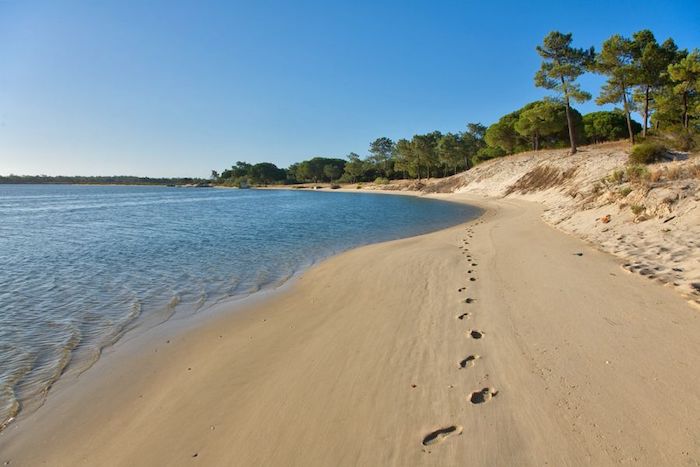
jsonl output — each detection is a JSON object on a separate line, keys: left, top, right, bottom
{"left": 0, "top": 184, "right": 479, "bottom": 428}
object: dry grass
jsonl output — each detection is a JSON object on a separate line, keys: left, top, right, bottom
{"left": 505, "top": 165, "right": 577, "bottom": 195}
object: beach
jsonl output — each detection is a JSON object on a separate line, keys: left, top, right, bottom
{"left": 2, "top": 193, "right": 700, "bottom": 466}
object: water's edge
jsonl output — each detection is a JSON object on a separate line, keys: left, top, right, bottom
{"left": 0, "top": 187, "right": 481, "bottom": 432}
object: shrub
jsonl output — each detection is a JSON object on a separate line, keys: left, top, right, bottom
{"left": 330, "top": 184, "right": 341, "bottom": 189}
{"left": 374, "top": 177, "right": 390, "bottom": 185}
{"left": 356, "top": 184, "right": 363, "bottom": 189}
{"left": 607, "top": 169, "right": 625, "bottom": 184}
{"left": 625, "top": 164, "right": 650, "bottom": 182}
{"left": 629, "top": 142, "right": 666, "bottom": 165}
{"left": 630, "top": 204, "right": 645, "bottom": 216}
{"left": 619, "top": 186, "right": 632, "bottom": 197}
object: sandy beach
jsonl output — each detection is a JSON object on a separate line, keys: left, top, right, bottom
{"left": 2, "top": 193, "right": 700, "bottom": 466}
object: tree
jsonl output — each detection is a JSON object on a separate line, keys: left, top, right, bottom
{"left": 630, "top": 31, "right": 680, "bottom": 137}
{"left": 667, "top": 49, "right": 700, "bottom": 129}
{"left": 323, "top": 164, "right": 343, "bottom": 182}
{"left": 210, "top": 170, "right": 219, "bottom": 180}
{"left": 437, "top": 133, "right": 464, "bottom": 175}
{"left": 393, "top": 139, "right": 416, "bottom": 179}
{"left": 594, "top": 34, "right": 637, "bottom": 144}
{"left": 514, "top": 100, "right": 567, "bottom": 150}
{"left": 460, "top": 122, "right": 487, "bottom": 169}
{"left": 583, "top": 111, "right": 642, "bottom": 143}
{"left": 343, "top": 152, "right": 366, "bottom": 182}
{"left": 368, "top": 137, "right": 395, "bottom": 177}
{"left": 411, "top": 132, "right": 442, "bottom": 179}
{"left": 535, "top": 31, "right": 594, "bottom": 154}
{"left": 249, "top": 162, "right": 285, "bottom": 186}
{"left": 484, "top": 111, "right": 527, "bottom": 154}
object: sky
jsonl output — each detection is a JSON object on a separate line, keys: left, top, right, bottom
{"left": 0, "top": 0, "right": 698, "bottom": 177}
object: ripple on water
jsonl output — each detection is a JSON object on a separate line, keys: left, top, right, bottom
{"left": 0, "top": 184, "right": 479, "bottom": 429}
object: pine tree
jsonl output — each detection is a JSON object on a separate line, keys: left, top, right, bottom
{"left": 667, "top": 50, "right": 700, "bottom": 129}
{"left": 535, "top": 31, "right": 594, "bottom": 155}
{"left": 630, "top": 31, "right": 680, "bottom": 137}
{"left": 594, "top": 34, "right": 638, "bottom": 144}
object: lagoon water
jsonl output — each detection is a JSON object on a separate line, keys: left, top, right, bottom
{"left": 0, "top": 184, "right": 478, "bottom": 428}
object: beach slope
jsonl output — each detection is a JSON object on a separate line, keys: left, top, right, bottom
{"left": 2, "top": 195, "right": 699, "bottom": 466}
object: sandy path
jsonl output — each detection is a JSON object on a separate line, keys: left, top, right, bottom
{"left": 1, "top": 195, "right": 699, "bottom": 466}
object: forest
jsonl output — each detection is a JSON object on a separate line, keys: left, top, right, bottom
{"left": 215, "top": 29, "right": 699, "bottom": 187}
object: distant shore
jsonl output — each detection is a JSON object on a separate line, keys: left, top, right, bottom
{"left": 2, "top": 192, "right": 700, "bottom": 466}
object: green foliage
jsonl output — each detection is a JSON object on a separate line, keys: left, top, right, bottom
{"left": 619, "top": 186, "right": 632, "bottom": 197}
{"left": 343, "top": 152, "right": 366, "bottom": 183}
{"left": 535, "top": 31, "right": 594, "bottom": 153}
{"left": 625, "top": 163, "right": 650, "bottom": 182}
{"left": 323, "top": 164, "right": 343, "bottom": 182}
{"left": 535, "top": 32, "right": 594, "bottom": 103}
{"left": 514, "top": 100, "right": 568, "bottom": 150}
{"left": 474, "top": 146, "right": 506, "bottom": 165}
{"left": 607, "top": 169, "right": 625, "bottom": 184}
{"left": 368, "top": 137, "right": 395, "bottom": 177}
{"left": 485, "top": 111, "right": 526, "bottom": 154}
{"left": 374, "top": 177, "right": 389, "bottom": 185}
{"left": 628, "top": 142, "right": 667, "bottom": 164}
{"left": 594, "top": 34, "right": 637, "bottom": 143}
{"left": 630, "top": 31, "right": 681, "bottom": 135}
{"left": 667, "top": 49, "right": 700, "bottom": 129}
{"left": 209, "top": 28, "right": 693, "bottom": 189}
{"left": 583, "top": 111, "right": 641, "bottom": 143}
{"left": 630, "top": 204, "right": 645, "bottom": 215}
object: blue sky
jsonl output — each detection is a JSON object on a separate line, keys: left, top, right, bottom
{"left": 1, "top": 0, "right": 698, "bottom": 177}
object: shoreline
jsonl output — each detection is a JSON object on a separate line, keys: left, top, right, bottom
{"left": 3, "top": 193, "right": 700, "bottom": 466}
{"left": 0, "top": 186, "right": 478, "bottom": 434}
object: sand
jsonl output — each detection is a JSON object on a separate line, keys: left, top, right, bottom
{"left": 2, "top": 194, "right": 700, "bottom": 466}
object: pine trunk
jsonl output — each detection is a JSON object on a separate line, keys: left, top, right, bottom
{"left": 564, "top": 97, "right": 577, "bottom": 155}
{"left": 643, "top": 86, "right": 650, "bottom": 138}
{"left": 622, "top": 85, "right": 635, "bottom": 145}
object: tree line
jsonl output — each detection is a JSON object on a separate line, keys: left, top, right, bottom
{"left": 214, "top": 29, "right": 698, "bottom": 186}
{"left": 0, "top": 175, "right": 208, "bottom": 185}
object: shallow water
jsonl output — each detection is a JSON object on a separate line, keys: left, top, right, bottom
{"left": 0, "top": 184, "right": 479, "bottom": 428}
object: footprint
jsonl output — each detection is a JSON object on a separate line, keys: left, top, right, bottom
{"left": 469, "top": 277, "right": 476, "bottom": 282}
{"left": 468, "top": 330, "right": 484, "bottom": 339}
{"left": 422, "top": 426, "right": 463, "bottom": 446}
{"left": 457, "top": 312, "right": 471, "bottom": 320}
{"left": 458, "top": 287, "right": 466, "bottom": 292}
{"left": 459, "top": 355, "right": 480, "bottom": 369}
{"left": 463, "top": 298, "right": 475, "bottom": 304}
{"left": 468, "top": 387, "right": 498, "bottom": 404}
{"left": 471, "top": 263, "right": 477, "bottom": 267}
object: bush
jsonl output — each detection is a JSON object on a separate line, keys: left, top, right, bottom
{"left": 607, "top": 169, "right": 625, "bottom": 184}
{"left": 619, "top": 186, "right": 632, "bottom": 197}
{"left": 629, "top": 142, "right": 666, "bottom": 164}
{"left": 330, "top": 184, "right": 341, "bottom": 189}
{"left": 625, "top": 164, "right": 650, "bottom": 182}
{"left": 374, "top": 177, "right": 390, "bottom": 185}
{"left": 630, "top": 204, "right": 645, "bottom": 216}
{"left": 356, "top": 184, "right": 363, "bottom": 189}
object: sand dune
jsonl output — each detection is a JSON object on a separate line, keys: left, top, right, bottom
{"left": 1, "top": 195, "right": 699, "bottom": 466}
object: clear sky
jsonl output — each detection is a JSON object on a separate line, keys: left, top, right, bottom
{"left": 1, "top": 0, "right": 698, "bottom": 177}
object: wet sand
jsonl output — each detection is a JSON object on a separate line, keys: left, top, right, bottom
{"left": 2, "top": 194, "right": 699, "bottom": 466}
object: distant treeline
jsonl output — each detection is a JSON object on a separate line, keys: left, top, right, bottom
{"left": 0, "top": 175, "right": 208, "bottom": 185}
{"left": 214, "top": 29, "right": 698, "bottom": 186}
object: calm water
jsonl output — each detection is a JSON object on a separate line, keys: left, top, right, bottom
{"left": 0, "top": 185, "right": 479, "bottom": 428}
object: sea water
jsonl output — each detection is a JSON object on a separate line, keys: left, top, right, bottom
{"left": 0, "top": 184, "right": 479, "bottom": 428}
